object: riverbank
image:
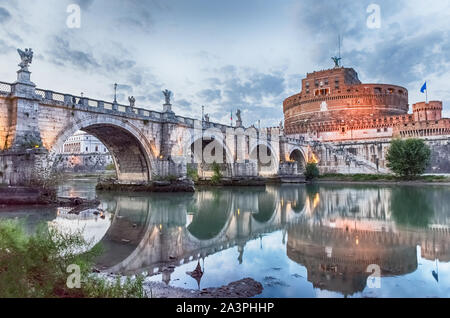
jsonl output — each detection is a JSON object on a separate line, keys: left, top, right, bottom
{"left": 317, "top": 173, "right": 450, "bottom": 185}
{"left": 96, "top": 179, "right": 195, "bottom": 192}
{"left": 0, "top": 185, "right": 100, "bottom": 207}
{"left": 195, "top": 176, "right": 306, "bottom": 187}
{"left": 97, "top": 273, "right": 263, "bottom": 298}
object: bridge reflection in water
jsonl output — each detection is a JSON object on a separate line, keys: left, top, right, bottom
{"left": 81, "top": 184, "right": 450, "bottom": 297}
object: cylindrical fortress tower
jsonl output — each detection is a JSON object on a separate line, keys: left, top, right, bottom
{"left": 412, "top": 101, "right": 443, "bottom": 122}
{"left": 284, "top": 67, "right": 409, "bottom": 134}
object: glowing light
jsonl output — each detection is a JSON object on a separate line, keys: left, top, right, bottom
{"left": 356, "top": 236, "right": 360, "bottom": 245}
{"left": 237, "top": 209, "right": 240, "bottom": 215}
{"left": 159, "top": 224, "right": 163, "bottom": 230}
{"left": 307, "top": 145, "right": 319, "bottom": 164}
{"left": 313, "top": 193, "right": 320, "bottom": 209}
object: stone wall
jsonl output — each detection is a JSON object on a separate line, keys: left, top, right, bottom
{"left": 315, "top": 135, "right": 450, "bottom": 174}
{"left": 0, "top": 150, "right": 48, "bottom": 185}
{"left": 54, "top": 153, "right": 113, "bottom": 173}
{"left": 0, "top": 96, "right": 12, "bottom": 150}
{"left": 426, "top": 137, "right": 450, "bottom": 173}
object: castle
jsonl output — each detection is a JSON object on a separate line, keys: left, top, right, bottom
{"left": 283, "top": 63, "right": 450, "bottom": 173}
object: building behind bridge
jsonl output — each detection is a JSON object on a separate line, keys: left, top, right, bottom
{"left": 283, "top": 64, "right": 450, "bottom": 173}
{"left": 55, "top": 131, "right": 113, "bottom": 173}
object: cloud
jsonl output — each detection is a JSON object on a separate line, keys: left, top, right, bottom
{"left": 198, "top": 89, "right": 221, "bottom": 102}
{"left": 48, "top": 36, "right": 100, "bottom": 69}
{"left": 350, "top": 30, "right": 450, "bottom": 85}
{"left": 0, "top": 39, "right": 14, "bottom": 54}
{"left": 0, "top": 7, "right": 10, "bottom": 23}
{"left": 73, "top": 0, "right": 95, "bottom": 10}
{"left": 221, "top": 69, "right": 286, "bottom": 104}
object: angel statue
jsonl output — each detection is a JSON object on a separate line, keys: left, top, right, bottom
{"left": 17, "top": 48, "right": 34, "bottom": 71}
{"left": 236, "top": 109, "right": 242, "bottom": 123}
{"left": 162, "top": 89, "right": 172, "bottom": 105}
{"left": 128, "top": 96, "right": 136, "bottom": 107}
{"left": 331, "top": 56, "right": 342, "bottom": 68}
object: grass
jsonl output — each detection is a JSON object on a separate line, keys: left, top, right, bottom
{"left": 0, "top": 219, "right": 146, "bottom": 298}
{"left": 319, "top": 173, "right": 450, "bottom": 183}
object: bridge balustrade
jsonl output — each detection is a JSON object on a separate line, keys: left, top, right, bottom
{"left": 0, "top": 81, "right": 12, "bottom": 95}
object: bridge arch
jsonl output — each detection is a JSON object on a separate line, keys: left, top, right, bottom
{"left": 289, "top": 147, "right": 307, "bottom": 173}
{"left": 186, "top": 190, "right": 234, "bottom": 241}
{"left": 249, "top": 141, "right": 279, "bottom": 176}
{"left": 188, "top": 134, "right": 235, "bottom": 178}
{"left": 48, "top": 115, "right": 157, "bottom": 183}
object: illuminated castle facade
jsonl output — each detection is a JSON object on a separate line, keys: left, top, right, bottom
{"left": 284, "top": 65, "right": 450, "bottom": 142}
{"left": 282, "top": 63, "right": 450, "bottom": 173}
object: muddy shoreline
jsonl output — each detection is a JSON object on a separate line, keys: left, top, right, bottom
{"left": 96, "top": 273, "right": 264, "bottom": 298}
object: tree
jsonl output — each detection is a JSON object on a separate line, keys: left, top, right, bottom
{"left": 386, "top": 138, "right": 431, "bottom": 178}
{"left": 211, "top": 161, "right": 223, "bottom": 184}
{"left": 304, "top": 162, "right": 320, "bottom": 181}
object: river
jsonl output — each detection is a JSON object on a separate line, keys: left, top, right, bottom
{"left": 0, "top": 179, "right": 449, "bottom": 298}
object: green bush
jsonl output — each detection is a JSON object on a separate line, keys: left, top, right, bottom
{"left": 187, "top": 165, "right": 199, "bottom": 182}
{"left": 0, "top": 220, "right": 145, "bottom": 298}
{"left": 386, "top": 138, "right": 431, "bottom": 179}
{"left": 105, "top": 163, "right": 116, "bottom": 171}
{"left": 304, "top": 162, "right": 320, "bottom": 181}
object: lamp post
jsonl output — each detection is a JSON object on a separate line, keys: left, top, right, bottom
{"left": 113, "top": 83, "right": 117, "bottom": 103}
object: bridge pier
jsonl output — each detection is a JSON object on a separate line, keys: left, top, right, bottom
{"left": 0, "top": 68, "right": 50, "bottom": 186}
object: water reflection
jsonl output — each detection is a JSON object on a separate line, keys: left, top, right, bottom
{"left": 88, "top": 184, "right": 449, "bottom": 297}
{"left": 1, "top": 181, "right": 449, "bottom": 297}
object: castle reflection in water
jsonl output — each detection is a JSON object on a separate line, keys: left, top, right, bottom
{"left": 49, "top": 183, "right": 444, "bottom": 297}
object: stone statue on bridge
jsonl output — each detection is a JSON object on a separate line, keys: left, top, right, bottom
{"left": 162, "top": 89, "right": 172, "bottom": 105}
{"left": 17, "top": 48, "right": 34, "bottom": 71}
{"left": 235, "top": 109, "right": 243, "bottom": 127}
{"left": 128, "top": 96, "right": 136, "bottom": 107}
{"left": 236, "top": 109, "right": 242, "bottom": 122}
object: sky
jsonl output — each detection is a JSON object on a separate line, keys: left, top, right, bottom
{"left": 1, "top": 0, "right": 450, "bottom": 127}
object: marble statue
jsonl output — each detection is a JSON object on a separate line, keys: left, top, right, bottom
{"left": 128, "top": 96, "right": 136, "bottom": 107}
{"left": 162, "top": 89, "right": 172, "bottom": 105}
{"left": 17, "top": 48, "right": 34, "bottom": 71}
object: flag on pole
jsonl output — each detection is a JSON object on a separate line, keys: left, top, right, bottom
{"left": 421, "top": 81, "right": 428, "bottom": 103}
{"left": 231, "top": 110, "right": 233, "bottom": 126}
{"left": 420, "top": 82, "right": 427, "bottom": 93}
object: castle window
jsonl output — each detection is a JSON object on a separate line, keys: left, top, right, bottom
{"left": 374, "top": 87, "right": 382, "bottom": 94}
{"left": 377, "top": 128, "right": 381, "bottom": 133}
{"left": 384, "top": 127, "right": 388, "bottom": 132}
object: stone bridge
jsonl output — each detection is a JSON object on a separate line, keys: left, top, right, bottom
{"left": 0, "top": 63, "right": 311, "bottom": 185}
